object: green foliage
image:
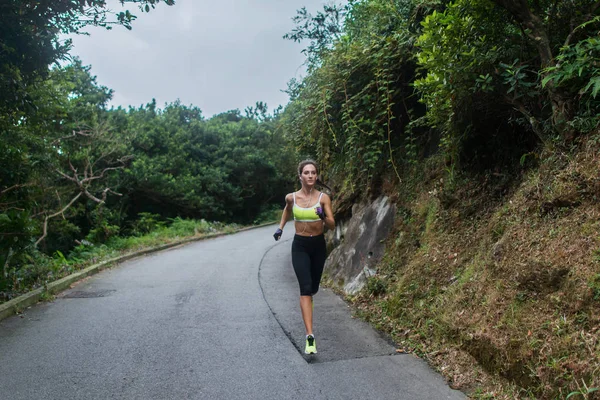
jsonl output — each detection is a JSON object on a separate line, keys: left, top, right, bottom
{"left": 0, "top": 0, "right": 174, "bottom": 118}
{"left": 282, "top": 0, "right": 425, "bottom": 189}
{"left": 124, "top": 103, "right": 295, "bottom": 222}
{"left": 566, "top": 379, "right": 599, "bottom": 399}
{"left": 44, "top": 219, "right": 82, "bottom": 255}
{"left": 283, "top": 4, "right": 348, "bottom": 68}
{"left": 165, "top": 217, "right": 214, "bottom": 237}
{"left": 129, "top": 212, "right": 165, "bottom": 236}
{"left": 500, "top": 60, "right": 539, "bottom": 102}
{"left": 86, "top": 223, "right": 121, "bottom": 244}
{"left": 253, "top": 204, "right": 282, "bottom": 225}
{"left": 543, "top": 32, "right": 600, "bottom": 133}
{"left": 414, "top": 0, "right": 521, "bottom": 156}
{"left": 0, "top": 210, "right": 37, "bottom": 293}
{"left": 414, "top": 0, "right": 600, "bottom": 154}
{"left": 366, "top": 275, "right": 387, "bottom": 296}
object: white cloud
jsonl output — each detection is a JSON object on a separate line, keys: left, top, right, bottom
{"left": 68, "top": 0, "right": 340, "bottom": 116}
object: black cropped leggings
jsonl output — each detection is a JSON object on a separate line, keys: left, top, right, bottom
{"left": 291, "top": 234, "right": 327, "bottom": 296}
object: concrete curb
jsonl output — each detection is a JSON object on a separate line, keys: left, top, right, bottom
{"left": 0, "top": 221, "right": 276, "bottom": 323}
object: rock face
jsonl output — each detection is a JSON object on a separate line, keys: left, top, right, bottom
{"left": 325, "top": 196, "right": 396, "bottom": 295}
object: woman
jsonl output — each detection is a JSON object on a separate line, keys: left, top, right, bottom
{"left": 273, "top": 159, "right": 335, "bottom": 355}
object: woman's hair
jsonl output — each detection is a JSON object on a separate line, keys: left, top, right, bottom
{"left": 297, "top": 159, "right": 332, "bottom": 194}
{"left": 297, "top": 159, "right": 318, "bottom": 176}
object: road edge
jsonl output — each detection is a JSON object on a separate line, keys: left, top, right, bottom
{"left": 0, "top": 222, "right": 276, "bottom": 322}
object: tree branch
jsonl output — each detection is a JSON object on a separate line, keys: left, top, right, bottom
{"left": 51, "top": 129, "right": 94, "bottom": 146}
{"left": 3, "top": 247, "right": 14, "bottom": 279}
{"left": 0, "top": 183, "right": 35, "bottom": 197}
{"left": 35, "top": 192, "right": 83, "bottom": 247}
{"left": 81, "top": 166, "right": 125, "bottom": 185}
{"left": 505, "top": 95, "right": 546, "bottom": 144}
{"left": 564, "top": 1, "right": 600, "bottom": 47}
{"left": 101, "top": 188, "right": 123, "bottom": 202}
{"left": 82, "top": 190, "right": 103, "bottom": 204}
{"left": 56, "top": 168, "right": 78, "bottom": 183}
{"left": 49, "top": 123, "right": 131, "bottom": 226}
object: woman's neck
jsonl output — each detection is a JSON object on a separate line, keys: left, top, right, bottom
{"left": 300, "top": 186, "right": 313, "bottom": 196}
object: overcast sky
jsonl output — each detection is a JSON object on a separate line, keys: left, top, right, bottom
{"left": 68, "top": 0, "right": 338, "bottom": 117}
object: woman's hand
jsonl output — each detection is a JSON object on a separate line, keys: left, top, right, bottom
{"left": 315, "top": 206, "right": 325, "bottom": 220}
{"left": 321, "top": 194, "right": 335, "bottom": 231}
{"left": 273, "top": 228, "right": 283, "bottom": 241}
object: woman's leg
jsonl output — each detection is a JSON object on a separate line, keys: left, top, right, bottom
{"left": 299, "top": 295, "right": 313, "bottom": 335}
{"left": 310, "top": 236, "right": 327, "bottom": 296}
{"left": 292, "top": 238, "right": 314, "bottom": 335}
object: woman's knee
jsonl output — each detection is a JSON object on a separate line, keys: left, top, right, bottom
{"left": 300, "top": 284, "right": 313, "bottom": 296}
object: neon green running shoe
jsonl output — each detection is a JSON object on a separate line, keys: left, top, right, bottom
{"left": 305, "top": 334, "right": 317, "bottom": 354}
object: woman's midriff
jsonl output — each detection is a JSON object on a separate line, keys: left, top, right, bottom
{"left": 294, "top": 221, "right": 324, "bottom": 237}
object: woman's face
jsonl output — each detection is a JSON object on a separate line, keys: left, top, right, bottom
{"left": 300, "top": 164, "right": 318, "bottom": 186}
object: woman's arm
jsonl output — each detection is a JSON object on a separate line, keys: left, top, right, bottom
{"left": 322, "top": 193, "right": 335, "bottom": 231}
{"left": 279, "top": 194, "right": 293, "bottom": 230}
{"left": 273, "top": 194, "right": 293, "bottom": 241}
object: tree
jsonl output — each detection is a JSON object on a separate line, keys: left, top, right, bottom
{"left": 490, "top": 0, "right": 600, "bottom": 138}
{"left": 283, "top": 3, "right": 348, "bottom": 69}
{"left": 36, "top": 123, "right": 132, "bottom": 246}
{"left": 244, "top": 101, "right": 269, "bottom": 121}
{"left": 122, "top": 102, "right": 295, "bottom": 223}
{"left": 0, "top": 59, "right": 130, "bottom": 291}
{"left": 0, "top": 0, "right": 175, "bottom": 119}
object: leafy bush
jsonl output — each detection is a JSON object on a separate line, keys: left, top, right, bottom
{"left": 0, "top": 210, "right": 37, "bottom": 293}
{"left": 253, "top": 204, "right": 281, "bottom": 225}
{"left": 45, "top": 219, "right": 81, "bottom": 255}
{"left": 129, "top": 212, "right": 165, "bottom": 236}
{"left": 166, "top": 217, "right": 213, "bottom": 237}
{"left": 366, "top": 275, "right": 387, "bottom": 296}
{"left": 86, "top": 223, "right": 120, "bottom": 244}
{"left": 543, "top": 32, "right": 600, "bottom": 133}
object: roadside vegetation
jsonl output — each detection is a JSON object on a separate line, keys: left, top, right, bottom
{"left": 280, "top": 0, "right": 599, "bottom": 399}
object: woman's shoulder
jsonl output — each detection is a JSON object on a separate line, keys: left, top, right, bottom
{"left": 285, "top": 192, "right": 294, "bottom": 202}
{"left": 318, "top": 191, "right": 330, "bottom": 201}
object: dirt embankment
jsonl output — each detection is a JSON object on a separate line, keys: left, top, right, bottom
{"left": 350, "top": 136, "right": 600, "bottom": 399}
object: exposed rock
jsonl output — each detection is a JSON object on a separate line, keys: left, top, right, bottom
{"left": 325, "top": 196, "right": 396, "bottom": 295}
{"left": 491, "top": 239, "right": 506, "bottom": 263}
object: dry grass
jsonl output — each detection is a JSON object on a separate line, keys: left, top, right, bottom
{"left": 348, "top": 135, "right": 600, "bottom": 399}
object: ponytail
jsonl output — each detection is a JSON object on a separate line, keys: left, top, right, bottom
{"left": 316, "top": 178, "right": 333, "bottom": 196}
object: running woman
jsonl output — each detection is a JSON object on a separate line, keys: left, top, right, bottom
{"left": 273, "top": 159, "right": 335, "bottom": 354}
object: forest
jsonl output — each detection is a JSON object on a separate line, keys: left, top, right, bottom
{"left": 1, "top": 0, "right": 599, "bottom": 398}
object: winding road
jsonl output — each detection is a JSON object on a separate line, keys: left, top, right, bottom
{"left": 0, "top": 225, "right": 465, "bottom": 399}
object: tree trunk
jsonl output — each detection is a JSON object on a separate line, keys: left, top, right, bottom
{"left": 492, "top": 0, "right": 574, "bottom": 139}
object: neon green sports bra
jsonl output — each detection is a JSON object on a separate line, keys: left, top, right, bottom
{"left": 293, "top": 192, "right": 323, "bottom": 222}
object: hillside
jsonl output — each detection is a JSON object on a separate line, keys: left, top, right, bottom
{"left": 279, "top": 2, "right": 599, "bottom": 397}
{"left": 332, "top": 135, "right": 600, "bottom": 399}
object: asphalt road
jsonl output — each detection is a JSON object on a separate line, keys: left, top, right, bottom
{"left": 0, "top": 225, "right": 465, "bottom": 400}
